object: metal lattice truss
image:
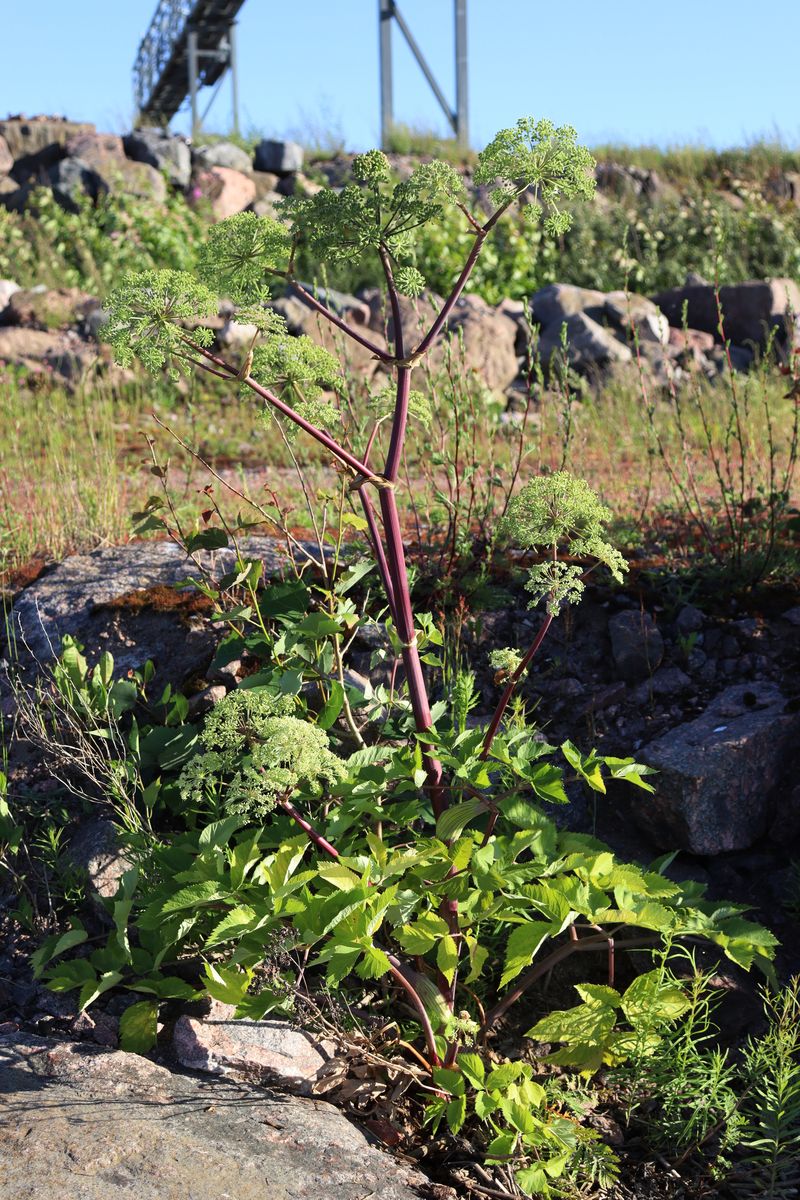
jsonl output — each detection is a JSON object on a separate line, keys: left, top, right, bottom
{"left": 134, "top": 0, "right": 246, "bottom": 126}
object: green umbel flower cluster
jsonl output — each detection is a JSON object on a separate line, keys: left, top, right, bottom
{"left": 105, "top": 269, "right": 218, "bottom": 378}
{"left": 489, "top": 647, "right": 524, "bottom": 678}
{"left": 197, "top": 212, "right": 291, "bottom": 306}
{"left": 281, "top": 154, "right": 464, "bottom": 288}
{"left": 249, "top": 333, "right": 344, "bottom": 438}
{"left": 178, "top": 689, "right": 345, "bottom": 821}
{"left": 474, "top": 118, "right": 596, "bottom": 234}
{"left": 500, "top": 472, "right": 627, "bottom": 615}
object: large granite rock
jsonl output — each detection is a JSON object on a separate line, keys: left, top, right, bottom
{"left": 123, "top": 128, "right": 191, "bottom": 190}
{"left": 529, "top": 283, "right": 607, "bottom": 328}
{"left": 173, "top": 1001, "right": 335, "bottom": 1094}
{"left": 7, "top": 540, "right": 297, "bottom": 671}
{"left": 193, "top": 141, "right": 253, "bottom": 175}
{"left": 538, "top": 311, "right": 633, "bottom": 370}
{"left": 608, "top": 609, "right": 664, "bottom": 683}
{"left": 254, "top": 139, "right": 304, "bottom": 175}
{"left": 0, "top": 325, "right": 99, "bottom": 382}
{"left": 635, "top": 683, "right": 800, "bottom": 854}
{"left": 1, "top": 287, "right": 96, "bottom": 330}
{"left": 190, "top": 165, "right": 256, "bottom": 220}
{"left": 650, "top": 279, "right": 800, "bottom": 348}
{"left": 67, "top": 818, "right": 133, "bottom": 903}
{"left": 63, "top": 132, "right": 166, "bottom": 203}
{"left": 0, "top": 1034, "right": 436, "bottom": 1200}
{"left": 0, "top": 116, "right": 96, "bottom": 174}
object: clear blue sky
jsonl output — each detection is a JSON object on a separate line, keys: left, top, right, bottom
{"left": 2, "top": 1, "right": 798, "bottom": 151}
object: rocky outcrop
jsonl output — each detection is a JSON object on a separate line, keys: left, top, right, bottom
{"left": 651, "top": 278, "right": 800, "bottom": 349}
{"left": 254, "top": 138, "right": 304, "bottom": 175}
{"left": 7, "top": 539, "right": 293, "bottom": 669}
{"left": 0, "top": 1033, "right": 436, "bottom": 1200}
{"left": 634, "top": 683, "right": 800, "bottom": 854}
{"left": 608, "top": 609, "right": 665, "bottom": 683}
{"left": 123, "top": 127, "right": 191, "bottom": 189}
{"left": 193, "top": 140, "right": 253, "bottom": 175}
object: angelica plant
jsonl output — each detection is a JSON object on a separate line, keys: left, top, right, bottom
{"left": 178, "top": 690, "right": 344, "bottom": 823}
{"left": 63, "top": 116, "right": 779, "bottom": 1198}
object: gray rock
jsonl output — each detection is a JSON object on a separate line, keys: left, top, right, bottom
{"left": 0, "top": 117, "right": 96, "bottom": 174}
{"left": 67, "top": 818, "right": 132, "bottom": 902}
{"left": 173, "top": 1001, "right": 335, "bottom": 1094}
{"left": 676, "top": 604, "right": 704, "bottom": 636}
{"left": 0, "top": 135, "right": 12, "bottom": 177}
{"left": 8, "top": 539, "right": 294, "bottom": 669}
{"left": 635, "top": 683, "right": 800, "bottom": 854}
{"left": 608, "top": 609, "right": 664, "bottom": 682}
{"left": 0, "top": 1033, "right": 434, "bottom": 1200}
{"left": 254, "top": 139, "right": 304, "bottom": 175}
{"left": 530, "top": 283, "right": 607, "bottom": 328}
{"left": 649, "top": 666, "right": 691, "bottom": 697}
{"left": 123, "top": 127, "right": 191, "bottom": 189}
{"left": 47, "top": 156, "right": 107, "bottom": 210}
{"left": 651, "top": 279, "right": 800, "bottom": 349}
{"left": 783, "top": 606, "right": 800, "bottom": 626}
{"left": 193, "top": 141, "right": 253, "bottom": 175}
{"left": 538, "top": 312, "right": 632, "bottom": 370}
{"left": 63, "top": 132, "right": 166, "bottom": 204}
{"left": 601, "top": 291, "right": 669, "bottom": 345}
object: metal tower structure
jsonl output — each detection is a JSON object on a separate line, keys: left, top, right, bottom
{"left": 379, "top": 0, "right": 468, "bottom": 150}
{"left": 134, "top": 0, "right": 247, "bottom": 136}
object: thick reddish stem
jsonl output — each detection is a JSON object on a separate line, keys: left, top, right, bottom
{"left": 289, "top": 279, "right": 393, "bottom": 364}
{"left": 481, "top": 612, "right": 554, "bottom": 761}
{"left": 387, "top": 953, "right": 442, "bottom": 1066}
{"left": 481, "top": 933, "right": 653, "bottom": 1033}
{"left": 181, "top": 337, "right": 373, "bottom": 480}
{"left": 412, "top": 201, "right": 512, "bottom": 361}
{"left": 278, "top": 797, "right": 340, "bottom": 860}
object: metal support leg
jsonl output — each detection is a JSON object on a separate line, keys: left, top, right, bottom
{"left": 455, "top": 0, "right": 468, "bottom": 149}
{"left": 379, "top": 0, "right": 393, "bottom": 150}
{"left": 228, "top": 22, "right": 240, "bottom": 136}
{"left": 187, "top": 27, "right": 200, "bottom": 138}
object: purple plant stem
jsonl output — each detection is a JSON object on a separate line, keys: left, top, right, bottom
{"left": 357, "top": 487, "right": 398, "bottom": 623}
{"left": 481, "top": 612, "right": 554, "bottom": 761}
{"left": 412, "top": 200, "right": 512, "bottom": 361}
{"left": 481, "top": 933, "right": 654, "bottom": 1033}
{"left": 386, "top": 953, "right": 442, "bottom": 1066}
{"left": 180, "top": 337, "right": 374, "bottom": 480}
{"left": 288, "top": 279, "right": 393, "bottom": 364}
{"left": 278, "top": 797, "right": 340, "bottom": 860}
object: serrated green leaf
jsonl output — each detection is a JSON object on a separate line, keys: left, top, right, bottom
{"left": 119, "top": 1000, "right": 159, "bottom": 1053}
{"left": 31, "top": 925, "right": 87, "bottom": 978}
{"left": 79, "top": 970, "right": 123, "bottom": 1011}
{"left": 457, "top": 1052, "right": 485, "bottom": 1089}
{"left": 204, "top": 904, "right": 259, "bottom": 949}
{"left": 500, "top": 921, "right": 553, "bottom": 989}
{"left": 396, "top": 911, "right": 450, "bottom": 955}
{"left": 437, "top": 935, "right": 459, "bottom": 984}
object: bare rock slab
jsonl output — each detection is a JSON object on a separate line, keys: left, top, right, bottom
{"left": 8, "top": 539, "right": 291, "bottom": 670}
{"left": 635, "top": 683, "right": 800, "bottom": 855}
{"left": 173, "top": 1002, "right": 335, "bottom": 1094}
{"left": 0, "top": 1034, "right": 435, "bottom": 1200}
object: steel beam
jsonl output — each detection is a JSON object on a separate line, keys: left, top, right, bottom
{"left": 379, "top": 0, "right": 394, "bottom": 149}
{"left": 378, "top": 1, "right": 469, "bottom": 150}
